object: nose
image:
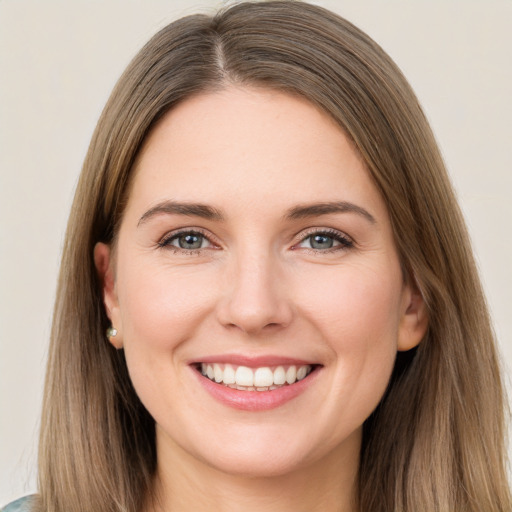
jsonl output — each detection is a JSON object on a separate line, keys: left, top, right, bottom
{"left": 216, "top": 251, "right": 293, "bottom": 335}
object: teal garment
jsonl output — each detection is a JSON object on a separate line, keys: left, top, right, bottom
{"left": 1, "top": 496, "right": 35, "bottom": 512}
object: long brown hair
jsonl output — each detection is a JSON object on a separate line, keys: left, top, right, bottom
{"left": 37, "top": 2, "right": 510, "bottom": 511}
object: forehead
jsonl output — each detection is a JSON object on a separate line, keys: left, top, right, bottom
{"left": 126, "top": 86, "right": 387, "bottom": 221}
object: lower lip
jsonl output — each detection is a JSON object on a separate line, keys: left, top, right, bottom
{"left": 193, "top": 366, "right": 320, "bottom": 411}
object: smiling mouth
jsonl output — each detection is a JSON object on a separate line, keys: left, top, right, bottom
{"left": 196, "top": 363, "right": 317, "bottom": 391}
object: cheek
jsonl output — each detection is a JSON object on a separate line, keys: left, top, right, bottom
{"left": 114, "top": 260, "right": 219, "bottom": 416}
{"left": 294, "top": 261, "right": 402, "bottom": 397}
{"left": 117, "top": 259, "right": 217, "bottom": 351}
{"left": 298, "top": 260, "right": 403, "bottom": 341}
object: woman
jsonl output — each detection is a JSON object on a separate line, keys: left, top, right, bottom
{"left": 3, "top": 1, "right": 510, "bottom": 511}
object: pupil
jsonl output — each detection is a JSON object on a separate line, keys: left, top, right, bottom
{"left": 311, "top": 234, "right": 333, "bottom": 249}
{"left": 179, "top": 234, "right": 202, "bottom": 249}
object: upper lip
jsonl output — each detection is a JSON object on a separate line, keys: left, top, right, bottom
{"left": 189, "top": 354, "right": 320, "bottom": 368}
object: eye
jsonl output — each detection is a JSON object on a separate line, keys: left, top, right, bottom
{"left": 295, "top": 230, "right": 353, "bottom": 251}
{"left": 159, "top": 230, "right": 214, "bottom": 251}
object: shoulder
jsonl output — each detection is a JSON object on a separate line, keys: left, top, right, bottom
{"left": 1, "top": 496, "right": 36, "bottom": 512}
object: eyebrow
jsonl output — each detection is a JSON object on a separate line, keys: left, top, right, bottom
{"left": 138, "top": 200, "right": 225, "bottom": 226}
{"left": 285, "top": 201, "right": 376, "bottom": 224}
{"left": 137, "top": 199, "right": 376, "bottom": 226}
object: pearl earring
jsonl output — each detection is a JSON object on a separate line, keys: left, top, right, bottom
{"left": 106, "top": 326, "right": 118, "bottom": 340}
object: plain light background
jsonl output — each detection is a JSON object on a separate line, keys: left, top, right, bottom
{"left": 1, "top": 0, "right": 511, "bottom": 505}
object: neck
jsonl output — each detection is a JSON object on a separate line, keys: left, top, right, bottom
{"left": 147, "top": 429, "right": 360, "bottom": 512}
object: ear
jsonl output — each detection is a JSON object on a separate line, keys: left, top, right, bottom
{"left": 94, "top": 242, "right": 123, "bottom": 349}
{"left": 397, "top": 278, "right": 428, "bottom": 352}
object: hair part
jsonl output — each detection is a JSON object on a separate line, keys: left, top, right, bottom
{"left": 37, "top": 2, "right": 510, "bottom": 511}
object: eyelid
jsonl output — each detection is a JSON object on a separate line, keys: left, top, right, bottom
{"left": 291, "top": 227, "right": 354, "bottom": 251}
{"left": 156, "top": 226, "right": 353, "bottom": 253}
{"left": 157, "top": 227, "right": 221, "bottom": 250}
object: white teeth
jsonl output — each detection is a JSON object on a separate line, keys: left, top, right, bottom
{"left": 297, "top": 366, "right": 307, "bottom": 380}
{"left": 235, "top": 366, "right": 254, "bottom": 387}
{"left": 273, "top": 366, "right": 286, "bottom": 385}
{"left": 254, "top": 367, "right": 274, "bottom": 387}
{"left": 223, "top": 364, "right": 235, "bottom": 384}
{"left": 200, "top": 363, "right": 313, "bottom": 389}
{"left": 214, "top": 363, "right": 223, "bottom": 383}
{"left": 285, "top": 366, "right": 297, "bottom": 384}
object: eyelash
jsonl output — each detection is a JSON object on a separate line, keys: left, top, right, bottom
{"left": 158, "top": 229, "right": 217, "bottom": 254}
{"left": 292, "top": 228, "right": 354, "bottom": 253}
{"left": 158, "top": 227, "right": 354, "bottom": 255}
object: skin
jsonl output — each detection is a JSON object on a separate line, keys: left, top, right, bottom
{"left": 95, "top": 86, "right": 427, "bottom": 512}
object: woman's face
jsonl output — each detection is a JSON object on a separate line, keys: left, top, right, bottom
{"left": 96, "top": 87, "right": 426, "bottom": 478}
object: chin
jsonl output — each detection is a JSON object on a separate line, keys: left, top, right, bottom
{"left": 189, "top": 425, "right": 338, "bottom": 479}
{"left": 202, "top": 449, "right": 310, "bottom": 479}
